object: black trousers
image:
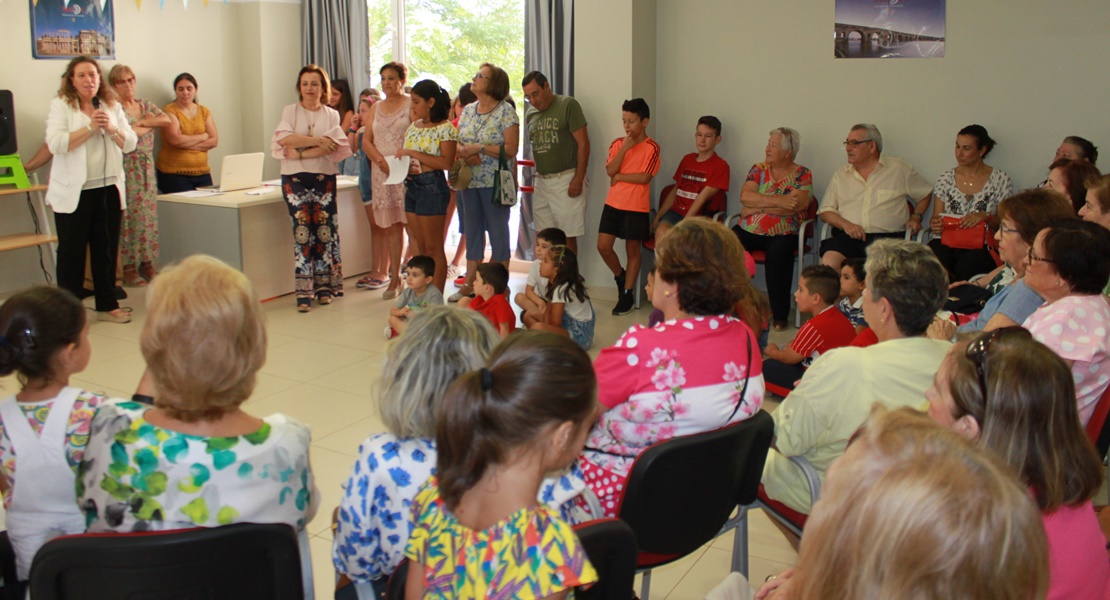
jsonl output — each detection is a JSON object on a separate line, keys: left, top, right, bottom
{"left": 54, "top": 186, "right": 122, "bottom": 312}
{"left": 928, "top": 239, "right": 997, "bottom": 283}
{"left": 764, "top": 358, "right": 806, "bottom": 392}
{"left": 733, "top": 227, "right": 799, "bottom": 322}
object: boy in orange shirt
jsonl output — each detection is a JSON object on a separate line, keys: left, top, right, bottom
{"left": 597, "top": 98, "right": 661, "bottom": 316}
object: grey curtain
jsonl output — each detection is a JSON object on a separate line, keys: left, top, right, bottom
{"left": 303, "top": 0, "right": 371, "bottom": 93}
{"left": 518, "top": 0, "right": 574, "bottom": 260}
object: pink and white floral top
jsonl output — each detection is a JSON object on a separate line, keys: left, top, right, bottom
{"left": 584, "top": 315, "right": 765, "bottom": 477}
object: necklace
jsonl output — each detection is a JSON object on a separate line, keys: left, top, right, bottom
{"left": 300, "top": 103, "right": 322, "bottom": 136}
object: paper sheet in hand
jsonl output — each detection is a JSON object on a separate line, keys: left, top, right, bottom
{"left": 384, "top": 157, "right": 409, "bottom": 185}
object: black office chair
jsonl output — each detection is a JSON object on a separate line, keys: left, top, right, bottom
{"left": 615, "top": 410, "right": 774, "bottom": 599}
{"left": 29, "top": 523, "right": 304, "bottom": 600}
{"left": 574, "top": 518, "right": 637, "bottom": 600}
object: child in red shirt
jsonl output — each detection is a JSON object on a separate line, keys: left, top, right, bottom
{"left": 763, "top": 265, "right": 856, "bottom": 393}
{"left": 458, "top": 263, "right": 516, "bottom": 338}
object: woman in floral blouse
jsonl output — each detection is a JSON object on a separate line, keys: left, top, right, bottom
{"left": 78, "top": 255, "right": 318, "bottom": 593}
{"left": 581, "top": 219, "right": 766, "bottom": 518}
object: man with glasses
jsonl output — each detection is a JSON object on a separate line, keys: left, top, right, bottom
{"left": 522, "top": 71, "right": 591, "bottom": 254}
{"left": 819, "top": 123, "right": 933, "bottom": 270}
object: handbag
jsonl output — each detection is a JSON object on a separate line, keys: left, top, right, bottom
{"left": 940, "top": 216, "right": 989, "bottom": 250}
{"left": 944, "top": 283, "right": 994, "bottom": 314}
{"left": 491, "top": 144, "right": 518, "bottom": 207}
{"left": 448, "top": 158, "right": 472, "bottom": 190}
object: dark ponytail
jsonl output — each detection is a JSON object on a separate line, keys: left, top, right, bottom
{"left": 411, "top": 79, "right": 451, "bottom": 124}
{"left": 0, "top": 286, "right": 86, "bottom": 385}
{"left": 435, "top": 331, "right": 597, "bottom": 510}
{"left": 544, "top": 245, "right": 588, "bottom": 304}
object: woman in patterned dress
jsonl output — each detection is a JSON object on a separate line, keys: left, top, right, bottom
{"left": 79, "top": 254, "right": 318, "bottom": 597}
{"left": 927, "top": 125, "right": 1014, "bottom": 282}
{"left": 580, "top": 219, "right": 766, "bottom": 518}
{"left": 108, "top": 65, "right": 170, "bottom": 287}
{"left": 272, "top": 65, "right": 352, "bottom": 312}
{"left": 362, "top": 63, "right": 411, "bottom": 300}
{"left": 731, "top": 128, "right": 815, "bottom": 330}
{"left": 155, "top": 73, "right": 218, "bottom": 193}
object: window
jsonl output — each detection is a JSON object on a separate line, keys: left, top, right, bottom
{"left": 367, "top": 0, "right": 525, "bottom": 102}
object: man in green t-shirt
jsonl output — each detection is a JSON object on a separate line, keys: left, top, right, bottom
{"left": 523, "top": 71, "right": 591, "bottom": 253}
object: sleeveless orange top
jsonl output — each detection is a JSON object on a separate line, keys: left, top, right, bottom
{"left": 156, "top": 103, "right": 212, "bottom": 176}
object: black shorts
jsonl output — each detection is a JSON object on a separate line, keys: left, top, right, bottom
{"left": 819, "top": 227, "right": 904, "bottom": 259}
{"left": 599, "top": 204, "right": 650, "bottom": 241}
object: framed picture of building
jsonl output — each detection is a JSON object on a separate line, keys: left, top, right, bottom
{"left": 30, "top": 0, "right": 115, "bottom": 60}
{"left": 834, "top": 0, "right": 945, "bottom": 59}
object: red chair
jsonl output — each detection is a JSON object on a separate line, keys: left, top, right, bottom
{"left": 1085, "top": 383, "right": 1110, "bottom": 459}
{"left": 727, "top": 212, "right": 818, "bottom": 329}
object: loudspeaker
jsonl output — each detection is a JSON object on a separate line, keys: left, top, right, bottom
{"left": 0, "top": 91, "right": 15, "bottom": 155}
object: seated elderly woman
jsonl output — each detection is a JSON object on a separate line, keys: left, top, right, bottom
{"left": 1052, "top": 135, "right": 1099, "bottom": 165}
{"left": 1046, "top": 158, "right": 1102, "bottom": 214}
{"left": 762, "top": 239, "right": 950, "bottom": 514}
{"left": 927, "top": 328, "right": 1108, "bottom": 599}
{"left": 78, "top": 255, "right": 318, "bottom": 593}
{"left": 731, "top": 127, "right": 815, "bottom": 331}
{"left": 580, "top": 218, "right": 766, "bottom": 518}
{"left": 756, "top": 407, "right": 1048, "bottom": 600}
{"left": 928, "top": 188, "right": 1076, "bottom": 341}
{"left": 1022, "top": 219, "right": 1110, "bottom": 425}
{"left": 334, "top": 307, "right": 590, "bottom": 598}
{"left": 334, "top": 307, "right": 499, "bottom": 598}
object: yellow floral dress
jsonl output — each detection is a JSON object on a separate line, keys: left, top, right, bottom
{"left": 404, "top": 477, "right": 597, "bottom": 599}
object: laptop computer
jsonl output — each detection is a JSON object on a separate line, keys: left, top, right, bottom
{"left": 213, "top": 152, "right": 265, "bottom": 192}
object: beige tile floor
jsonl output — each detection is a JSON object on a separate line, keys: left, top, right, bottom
{"left": 0, "top": 271, "right": 800, "bottom": 600}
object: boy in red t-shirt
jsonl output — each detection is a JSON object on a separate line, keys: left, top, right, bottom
{"left": 458, "top": 262, "right": 516, "bottom": 338}
{"left": 597, "top": 98, "right": 661, "bottom": 316}
{"left": 763, "top": 265, "right": 857, "bottom": 392}
{"left": 651, "top": 116, "right": 730, "bottom": 242}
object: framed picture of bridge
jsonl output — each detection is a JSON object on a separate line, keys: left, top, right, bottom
{"left": 834, "top": 0, "right": 945, "bottom": 59}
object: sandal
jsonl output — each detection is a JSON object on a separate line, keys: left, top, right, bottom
{"left": 317, "top": 294, "right": 332, "bottom": 305}
{"left": 122, "top": 268, "right": 147, "bottom": 287}
{"left": 448, "top": 285, "right": 473, "bottom": 303}
{"left": 139, "top": 262, "right": 158, "bottom": 281}
{"left": 297, "top": 298, "right": 312, "bottom": 313}
{"left": 96, "top": 307, "right": 133, "bottom": 324}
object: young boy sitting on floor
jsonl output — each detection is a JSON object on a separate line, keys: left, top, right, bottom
{"left": 459, "top": 262, "right": 516, "bottom": 338}
{"left": 762, "top": 265, "right": 856, "bottom": 392}
{"left": 386, "top": 255, "right": 444, "bottom": 339}
{"left": 837, "top": 258, "right": 868, "bottom": 333}
{"left": 597, "top": 98, "right": 660, "bottom": 316}
{"left": 515, "top": 227, "right": 567, "bottom": 322}
{"left": 650, "top": 116, "right": 730, "bottom": 242}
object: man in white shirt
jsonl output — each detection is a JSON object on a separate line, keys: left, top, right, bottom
{"left": 818, "top": 123, "right": 932, "bottom": 270}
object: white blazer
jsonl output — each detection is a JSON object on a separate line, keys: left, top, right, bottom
{"left": 44, "top": 97, "right": 138, "bottom": 214}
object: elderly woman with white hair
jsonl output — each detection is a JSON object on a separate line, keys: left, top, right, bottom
{"left": 731, "top": 127, "right": 815, "bottom": 330}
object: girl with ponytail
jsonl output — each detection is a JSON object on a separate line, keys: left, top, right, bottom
{"left": 404, "top": 332, "right": 599, "bottom": 598}
{"left": 0, "top": 286, "right": 104, "bottom": 586}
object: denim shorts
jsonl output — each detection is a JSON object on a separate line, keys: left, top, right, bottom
{"left": 404, "top": 171, "right": 450, "bottom": 216}
{"left": 562, "top": 307, "right": 596, "bottom": 350}
{"left": 658, "top": 209, "right": 683, "bottom": 226}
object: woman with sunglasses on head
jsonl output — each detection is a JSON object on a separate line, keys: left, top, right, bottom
{"left": 926, "top": 327, "right": 1108, "bottom": 600}
{"left": 1020, "top": 219, "right": 1110, "bottom": 425}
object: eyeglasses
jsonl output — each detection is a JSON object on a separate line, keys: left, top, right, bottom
{"left": 472, "top": 72, "right": 489, "bottom": 81}
{"left": 843, "top": 139, "right": 872, "bottom": 148}
{"left": 1027, "top": 248, "right": 1056, "bottom": 264}
{"left": 998, "top": 225, "right": 1020, "bottom": 236}
{"left": 964, "top": 328, "right": 1008, "bottom": 402}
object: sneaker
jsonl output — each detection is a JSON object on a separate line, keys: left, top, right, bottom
{"left": 384, "top": 325, "right": 394, "bottom": 340}
{"left": 454, "top": 274, "right": 468, "bottom": 288}
{"left": 612, "top": 289, "right": 635, "bottom": 316}
{"left": 613, "top": 269, "right": 626, "bottom": 291}
{"left": 446, "top": 264, "right": 463, "bottom": 280}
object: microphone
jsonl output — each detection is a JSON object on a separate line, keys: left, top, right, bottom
{"left": 91, "top": 97, "right": 103, "bottom": 134}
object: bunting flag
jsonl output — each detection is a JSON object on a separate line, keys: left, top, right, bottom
{"left": 100, "top": 0, "right": 108, "bottom": 10}
{"left": 182, "top": 0, "right": 188, "bottom": 8}
{"left": 135, "top": 0, "right": 141, "bottom": 8}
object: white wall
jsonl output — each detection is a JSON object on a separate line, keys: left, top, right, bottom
{"left": 0, "top": 0, "right": 301, "bottom": 293}
{"left": 571, "top": 0, "right": 1109, "bottom": 296}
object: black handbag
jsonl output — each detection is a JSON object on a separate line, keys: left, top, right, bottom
{"left": 944, "top": 283, "right": 993, "bottom": 314}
